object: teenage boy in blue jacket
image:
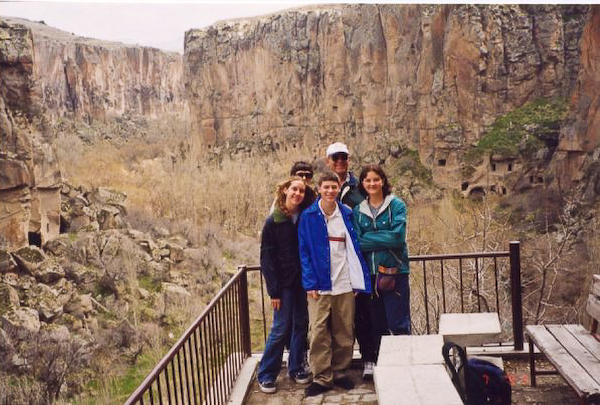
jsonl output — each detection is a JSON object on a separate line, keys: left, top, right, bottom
{"left": 298, "top": 172, "right": 371, "bottom": 397}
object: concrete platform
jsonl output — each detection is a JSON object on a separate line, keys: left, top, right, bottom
{"left": 439, "top": 312, "right": 502, "bottom": 346}
{"left": 374, "top": 364, "right": 463, "bottom": 405}
{"left": 377, "top": 334, "right": 445, "bottom": 366}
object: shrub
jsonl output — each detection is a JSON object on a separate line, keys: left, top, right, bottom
{"left": 466, "top": 97, "right": 568, "bottom": 161}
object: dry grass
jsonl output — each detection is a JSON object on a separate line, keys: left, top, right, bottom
{"left": 53, "top": 129, "right": 599, "bottom": 398}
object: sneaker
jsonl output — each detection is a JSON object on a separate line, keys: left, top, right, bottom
{"left": 362, "top": 361, "right": 375, "bottom": 381}
{"left": 291, "top": 369, "right": 312, "bottom": 384}
{"left": 259, "top": 380, "right": 277, "bottom": 394}
{"left": 305, "top": 382, "right": 330, "bottom": 397}
{"left": 333, "top": 376, "right": 354, "bottom": 390}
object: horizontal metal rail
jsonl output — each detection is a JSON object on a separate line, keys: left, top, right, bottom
{"left": 250, "top": 241, "right": 523, "bottom": 351}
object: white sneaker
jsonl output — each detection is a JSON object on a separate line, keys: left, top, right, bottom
{"left": 362, "top": 361, "right": 374, "bottom": 381}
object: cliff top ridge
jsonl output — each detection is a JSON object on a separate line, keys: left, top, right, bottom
{"left": 185, "top": 4, "right": 350, "bottom": 40}
{"left": 0, "top": 16, "right": 180, "bottom": 56}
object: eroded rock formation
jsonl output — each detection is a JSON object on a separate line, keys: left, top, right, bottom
{"left": 184, "top": 4, "right": 591, "bottom": 186}
{"left": 551, "top": 6, "right": 600, "bottom": 191}
{"left": 0, "top": 17, "right": 186, "bottom": 250}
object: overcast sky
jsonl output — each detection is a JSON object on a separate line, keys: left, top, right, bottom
{"left": 1, "top": 1, "right": 586, "bottom": 53}
{"left": 0, "top": 1, "right": 308, "bottom": 53}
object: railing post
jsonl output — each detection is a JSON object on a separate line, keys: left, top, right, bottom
{"left": 509, "top": 241, "right": 524, "bottom": 350}
{"left": 238, "top": 266, "right": 252, "bottom": 356}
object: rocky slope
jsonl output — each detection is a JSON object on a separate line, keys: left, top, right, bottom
{"left": 0, "top": 17, "right": 186, "bottom": 251}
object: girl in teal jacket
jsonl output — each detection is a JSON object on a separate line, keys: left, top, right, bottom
{"left": 352, "top": 165, "right": 411, "bottom": 344}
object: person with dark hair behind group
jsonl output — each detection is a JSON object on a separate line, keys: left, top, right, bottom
{"left": 290, "top": 161, "right": 317, "bottom": 209}
{"left": 258, "top": 176, "right": 312, "bottom": 394}
{"left": 352, "top": 165, "right": 411, "bottom": 358}
{"left": 269, "top": 161, "right": 317, "bottom": 214}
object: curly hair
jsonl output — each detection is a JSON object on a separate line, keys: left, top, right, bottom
{"left": 274, "top": 176, "right": 306, "bottom": 215}
{"left": 358, "top": 164, "right": 392, "bottom": 197}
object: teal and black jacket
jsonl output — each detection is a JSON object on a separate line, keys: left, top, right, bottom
{"left": 352, "top": 194, "right": 410, "bottom": 276}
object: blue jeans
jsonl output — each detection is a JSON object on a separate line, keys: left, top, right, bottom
{"left": 372, "top": 273, "right": 411, "bottom": 355}
{"left": 258, "top": 286, "right": 308, "bottom": 383}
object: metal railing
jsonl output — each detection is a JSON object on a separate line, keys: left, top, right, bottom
{"left": 249, "top": 241, "right": 524, "bottom": 351}
{"left": 125, "top": 269, "right": 252, "bottom": 405}
{"left": 408, "top": 241, "right": 523, "bottom": 349}
{"left": 127, "top": 241, "right": 523, "bottom": 404}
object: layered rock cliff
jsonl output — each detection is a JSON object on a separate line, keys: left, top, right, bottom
{"left": 184, "top": 4, "right": 592, "bottom": 184}
{"left": 0, "top": 17, "right": 186, "bottom": 250}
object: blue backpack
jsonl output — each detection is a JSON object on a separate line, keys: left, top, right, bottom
{"left": 442, "top": 341, "right": 511, "bottom": 404}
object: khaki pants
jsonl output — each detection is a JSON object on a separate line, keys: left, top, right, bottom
{"left": 307, "top": 291, "right": 355, "bottom": 387}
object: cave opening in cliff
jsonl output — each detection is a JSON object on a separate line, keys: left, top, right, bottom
{"left": 28, "top": 232, "right": 41, "bottom": 248}
{"left": 438, "top": 159, "right": 446, "bottom": 166}
{"left": 59, "top": 215, "right": 68, "bottom": 234}
{"left": 469, "top": 186, "right": 486, "bottom": 199}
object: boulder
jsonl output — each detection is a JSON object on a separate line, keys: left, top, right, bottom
{"left": 23, "top": 283, "right": 64, "bottom": 322}
{"left": 0, "top": 283, "right": 20, "bottom": 316}
{"left": 98, "top": 205, "right": 125, "bottom": 230}
{"left": 0, "top": 249, "right": 17, "bottom": 274}
{"left": 12, "top": 245, "right": 47, "bottom": 275}
{"left": 169, "top": 245, "right": 186, "bottom": 263}
{"left": 12, "top": 245, "right": 64, "bottom": 283}
{"left": 62, "top": 262, "right": 98, "bottom": 286}
{"left": 34, "top": 260, "right": 65, "bottom": 284}
{"left": 1, "top": 307, "right": 41, "bottom": 339}
{"left": 90, "top": 187, "right": 127, "bottom": 206}
{"left": 43, "top": 238, "right": 68, "bottom": 256}
{"left": 99, "top": 231, "right": 122, "bottom": 262}
{"left": 2, "top": 272, "right": 19, "bottom": 287}
{"left": 72, "top": 232, "right": 101, "bottom": 267}
{"left": 41, "top": 323, "right": 70, "bottom": 342}
{"left": 63, "top": 293, "right": 94, "bottom": 318}
{"left": 162, "top": 282, "right": 191, "bottom": 305}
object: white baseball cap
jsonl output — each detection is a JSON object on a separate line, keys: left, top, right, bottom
{"left": 326, "top": 142, "right": 350, "bottom": 157}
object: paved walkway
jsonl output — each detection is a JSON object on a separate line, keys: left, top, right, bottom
{"left": 245, "top": 366, "right": 376, "bottom": 405}
{"left": 244, "top": 358, "right": 579, "bottom": 404}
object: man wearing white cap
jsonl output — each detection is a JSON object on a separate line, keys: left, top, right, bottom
{"left": 325, "top": 142, "right": 364, "bottom": 209}
{"left": 325, "top": 142, "right": 377, "bottom": 381}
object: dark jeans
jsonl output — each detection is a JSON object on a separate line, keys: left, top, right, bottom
{"left": 372, "top": 273, "right": 411, "bottom": 357}
{"left": 354, "top": 292, "right": 378, "bottom": 363}
{"left": 258, "top": 286, "right": 308, "bottom": 383}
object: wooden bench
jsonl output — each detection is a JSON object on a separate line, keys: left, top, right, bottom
{"left": 374, "top": 335, "right": 463, "bottom": 404}
{"left": 526, "top": 274, "right": 600, "bottom": 404}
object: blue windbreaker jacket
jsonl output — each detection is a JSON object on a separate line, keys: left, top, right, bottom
{"left": 298, "top": 199, "right": 371, "bottom": 293}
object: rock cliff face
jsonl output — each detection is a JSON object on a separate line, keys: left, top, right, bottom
{"left": 0, "top": 17, "right": 186, "bottom": 250}
{"left": 551, "top": 6, "right": 600, "bottom": 191}
{"left": 184, "top": 4, "right": 590, "bottom": 178}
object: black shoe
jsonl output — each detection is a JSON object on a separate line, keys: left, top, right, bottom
{"left": 362, "top": 361, "right": 375, "bottom": 381}
{"left": 333, "top": 376, "right": 354, "bottom": 390}
{"left": 290, "top": 369, "right": 312, "bottom": 384}
{"left": 305, "top": 382, "right": 330, "bottom": 396}
{"left": 259, "top": 380, "right": 276, "bottom": 394}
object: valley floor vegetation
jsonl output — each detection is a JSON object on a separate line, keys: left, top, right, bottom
{"left": 12, "top": 121, "right": 593, "bottom": 404}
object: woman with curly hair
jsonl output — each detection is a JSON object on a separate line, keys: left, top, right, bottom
{"left": 258, "top": 176, "right": 311, "bottom": 393}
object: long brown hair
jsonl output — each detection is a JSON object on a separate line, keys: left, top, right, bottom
{"left": 275, "top": 176, "right": 306, "bottom": 216}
